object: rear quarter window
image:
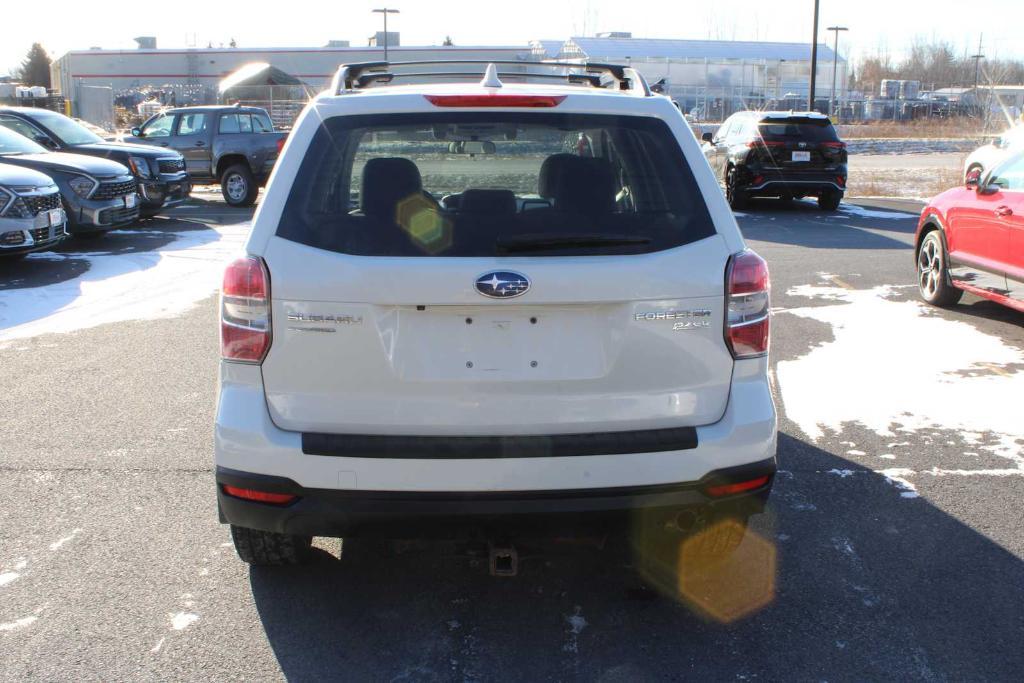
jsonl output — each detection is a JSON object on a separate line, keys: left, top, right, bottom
{"left": 275, "top": 112, "right": 715, "bottom": 257}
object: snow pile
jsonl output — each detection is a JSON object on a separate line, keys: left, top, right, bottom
{"left": 776, "top": 283, "right": 1024, "bottom": 470}
{"left": 0, "top": 223, "right": 249, "bottom": 342}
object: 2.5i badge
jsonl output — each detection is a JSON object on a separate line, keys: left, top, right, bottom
{"left": 634, "top": 309, "right": 712, "bottom": 330}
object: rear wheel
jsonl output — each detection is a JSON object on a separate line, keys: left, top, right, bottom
{"left": 917, "top": 230, "right": 963, "bottom": 307}
{"left": 725, "top": 167, "right": 748, "bottom": 210}
{"left": 230, "top": 525, "right": 313, "bottom": 566}
{"left": 818, "top": 191, "right": 842, "bottom": 211}
{"left": 221, "top": 164, "right": 258, "bottom": 207}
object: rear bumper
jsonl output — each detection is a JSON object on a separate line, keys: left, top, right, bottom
{"left": 216, "top": 458, "right": 775, "bottom": 537}
{"left": 742, "top": 167, "right": 846, "bottom": 195}
{"left": 214, "top": 361, "right": 778, "bottom": 535}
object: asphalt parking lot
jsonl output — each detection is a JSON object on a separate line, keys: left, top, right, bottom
{"left": 1, "top": 193, "right": 1022, "bottom": 681}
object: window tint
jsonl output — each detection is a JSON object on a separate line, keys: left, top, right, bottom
{"left": 758, "top": 118, "right": 839, "bottom": 142}
{"left": 991, "top": 152, "right": 1024, "bottom": 191}
{"left": 142, "top": 113, "right": 173, "bottom": 138}
{"left": 0, "top": 116, "right": 45, "bottom": 141}
{"left": 276, "top": 113, "right": 715, "bottom": 258}
{"left": 238, "top": 114, "right": 253, "bottom": 133}
{"left": 177, "top": 113, "right": 207, "bottom": 136}
{"left": 219, "top": 114, "right": 240, "bottom": 134}
{"left": 252, "top": 113, "right": 273, "bottom": 132}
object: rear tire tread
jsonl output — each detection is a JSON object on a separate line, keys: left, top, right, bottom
{"left": 230, "top": 525, "right": 312, "bottom": 566}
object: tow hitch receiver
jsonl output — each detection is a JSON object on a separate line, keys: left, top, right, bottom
{"left": 488, "top": 542, "right": 518, "bottom": 577}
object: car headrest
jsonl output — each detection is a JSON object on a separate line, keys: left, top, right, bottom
{"left": 459, "top": 189, "right": 517, "bottom": 215}
{"left": 538, "top": 153, "right": 576, "bottom": 199}
{"left": 361, "top": 157, "right": 423, "bottom": 220}
{"left": 547, "top": 156, "right": 616, "bottom": 216}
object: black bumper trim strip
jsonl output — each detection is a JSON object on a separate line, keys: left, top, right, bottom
{"left": 300, "top": 426, "right": 698, "bottom": 459}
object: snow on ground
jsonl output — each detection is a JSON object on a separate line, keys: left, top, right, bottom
{"left": 776, "top": 281, "right": 1024, "bottom": 474}
{"left": 0, "top": 222, "right": 249, "bottom": 343}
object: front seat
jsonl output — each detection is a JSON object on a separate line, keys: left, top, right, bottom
{"left": 360, "top": 157, "right": 449, "bottom": 253}
{"left": 543, "top": 155, "right": 617, "bottom": 217}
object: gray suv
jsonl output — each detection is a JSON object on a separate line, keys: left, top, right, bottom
{"left": 0, "top": 126, "right": 139, "bottom": 235}
{"left": 0, "top": 162, "right": 67, "bottom": 258}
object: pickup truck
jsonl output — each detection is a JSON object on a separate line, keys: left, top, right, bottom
{"left": 127, "top": 105, "right": 285, "bottom": 207}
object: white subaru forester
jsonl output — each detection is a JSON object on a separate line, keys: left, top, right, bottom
{"left": 215, "top": 61, "right": 777, "bottom": 568}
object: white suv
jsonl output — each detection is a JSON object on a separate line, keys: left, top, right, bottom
{"left": 215, "top": 62, "right": 777, "bottom": 568}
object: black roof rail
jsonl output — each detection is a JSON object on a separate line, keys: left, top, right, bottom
{"left": 328, "top": 60, "right": 650, "bottom": 96}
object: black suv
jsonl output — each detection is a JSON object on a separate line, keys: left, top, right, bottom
{"left": 701, "top": 111, "right": 847, "bottom": 211}
{"left": 0, "top": 107, "right": 190, "bottom": 218}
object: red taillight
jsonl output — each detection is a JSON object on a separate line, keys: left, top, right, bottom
{"left": 275, "top": 137, "right": 285, "bottom": 154}
{"left": 221, "top": 256, "right": 271, "bottom": 363}
{"left": 705, "top": 475, "right": 771, "bottom": 498}
{"left": 222, "top": 485, "right": 296, "bottom": 505}
{"left": 821, "top": 141, "right": 846, "bottom": 149}
{"left": 424, "top": 94, "right": 566, "bottom": 108}
{"left": 725, "top": 250, "right": 770, "bottom": 359}
{"left": 836, "top": 175, "right": 846, "bottom": 187}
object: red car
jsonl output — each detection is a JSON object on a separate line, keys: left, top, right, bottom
{"left": 916, "top": 149, "right": 1024, "bottom": 313}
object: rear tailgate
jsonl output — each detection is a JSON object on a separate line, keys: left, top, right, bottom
{"left": 260, "top": 234, "right": 734, "bottom": 435}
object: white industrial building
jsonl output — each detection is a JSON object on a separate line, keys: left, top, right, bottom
{"left": 50, "top": 33, "right": 846, "bottom": 124}
{"left": 50, "top": 42, "right": 532, "bottom": 114}
{"left": 544, "top": 34, "right": 846, "bottom": 117}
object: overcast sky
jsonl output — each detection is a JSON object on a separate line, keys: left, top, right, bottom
{"left": 4, "top": 0, "right": 1021, "bottom": 75}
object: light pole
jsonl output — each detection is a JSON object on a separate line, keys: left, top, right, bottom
{"left": 808, "top": 0, "right": 820, "bottom": 110}
{"left": 827, "top": 26, "right": 848, "bottom": 120}
{"left": 372, "top": 8, "right": 399, "bottom": 63}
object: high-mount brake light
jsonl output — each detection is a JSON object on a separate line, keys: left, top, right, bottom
{"left": 423, "top": 94, "right": 566, "bottom": 108}
{"left": 725, "top": 250, "right": 770, "bottom": 359}
{"left": 221, "top": 256, "right": 272, "bottom": 363}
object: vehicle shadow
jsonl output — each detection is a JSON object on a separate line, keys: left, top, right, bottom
{"left": 248, "top": 431, "right": 1024, "bottom": 681}
{"left": 0, "top": 217, "right": 222, "bottom": 333}
{"left": 736, "top": 199, "right": 919, "bottom": 250}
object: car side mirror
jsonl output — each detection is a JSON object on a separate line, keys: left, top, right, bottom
{"left": 131, "top": 127, "right": 142, "bottom": 137}
{"left": 965, "top": 168, "right": 982, "bottom": 188}
{"left": 701, "top": 132, "right": 714, "bottom": 143}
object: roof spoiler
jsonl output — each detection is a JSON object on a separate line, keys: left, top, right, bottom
{"left": 328, "top": 60, "right": 651, "bottom": 96}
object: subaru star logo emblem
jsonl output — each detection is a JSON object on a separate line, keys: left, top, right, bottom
{"left": 475, "top": 271, "right": 530, "bottom": 299}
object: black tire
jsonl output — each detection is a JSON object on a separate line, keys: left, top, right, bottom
{"left": 682, "top": 515, "right": 748, "bottom": 559}
{"left": 725, "top": 167, "right": 748, "bottom": 210}
{"left": 221, "top": 164, "right": 258, "bottom": 207}
{"left": 818, "top": 191, "right": 842, "bottom": 211}
{"left": 917, "top": 230, "right": 963, "bottom": 307}
{"left": 230, "top": 525, "right": 313, "bottom": 566}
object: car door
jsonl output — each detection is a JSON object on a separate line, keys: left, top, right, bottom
{"left": 172, "top": 112, "right": 213, "bottom": 178}
{"left": 711, "top": 118, "right": 734, "bottom": 177}
{"left": 137, "top": 112, "right": 175, "bottom": 148}
{"left": 945, "top": 169, "right": 1012, "bottom": 295}
{"left": 988, "top": 152, "right": 1024, "bottom": 301}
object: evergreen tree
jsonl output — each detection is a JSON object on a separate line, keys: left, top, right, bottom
{"left": 19, "top": 43, "right": 51, "bottom": 88}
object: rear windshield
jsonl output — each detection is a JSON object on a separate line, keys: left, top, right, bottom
{"left": 275, "top": 113, "right": 715, "bottom": 257}
{"left": 758, "top": 118, "right": 839, "bottom": 142}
